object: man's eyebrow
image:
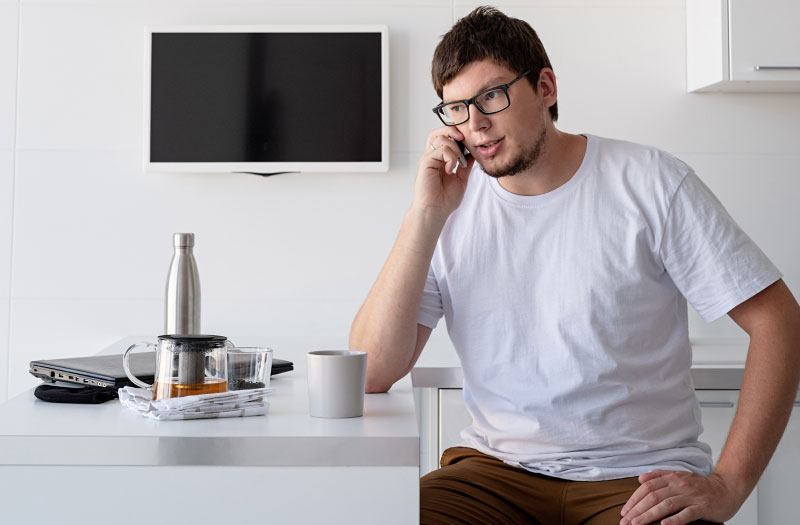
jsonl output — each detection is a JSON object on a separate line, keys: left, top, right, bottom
{"left": 443, "top": 76, "right": 514, "bottom": 103}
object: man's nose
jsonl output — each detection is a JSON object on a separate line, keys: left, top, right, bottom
{"left": 468, "top": 104, "right": 490, "bottom": 132}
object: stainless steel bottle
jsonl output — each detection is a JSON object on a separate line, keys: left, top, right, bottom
{"left": 165, "top": 233, "right": 201, "bottom": 334}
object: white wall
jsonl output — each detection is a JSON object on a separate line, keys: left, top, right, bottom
{"left": 2, "top": 0, "right": 799, "bottom": 400}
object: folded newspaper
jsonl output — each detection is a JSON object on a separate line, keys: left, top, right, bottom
{"left": 118, "top": 386, "right": 274, "bottom": 420}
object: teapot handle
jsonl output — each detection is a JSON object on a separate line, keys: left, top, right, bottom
{"left": 123, "top": 342, "right": 156, "bottom": 389}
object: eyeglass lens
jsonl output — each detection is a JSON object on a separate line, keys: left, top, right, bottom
{"left": 438, "top": 88, "right": 510, "bottom": 125}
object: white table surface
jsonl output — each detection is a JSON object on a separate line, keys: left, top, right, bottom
{"left": 0, "top": 336, "right": 419, "bottom": 468}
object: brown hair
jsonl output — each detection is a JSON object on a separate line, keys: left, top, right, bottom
{"left": 432, "top": 6, "right": 558, "bottom": 122}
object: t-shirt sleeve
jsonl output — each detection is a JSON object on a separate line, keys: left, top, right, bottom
{"left": 659, "top": 170, "right": 782, "bottom": 322}
{"left": 417, "top": 263, "right": 444, "bottom": 329}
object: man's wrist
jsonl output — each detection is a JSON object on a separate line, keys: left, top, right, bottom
{"left": 407, "top": 203, "right": 451, "bottom": 231}
{"left": 709, "top": 468, "right": 753, "bottom": 507}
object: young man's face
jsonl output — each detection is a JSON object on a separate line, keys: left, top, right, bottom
{"left": 441, "top": 59, "right": 553, "bottom": 178}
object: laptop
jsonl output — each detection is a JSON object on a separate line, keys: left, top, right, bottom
{"left": 30, "top": 352, "right": 294, "bottom": 389}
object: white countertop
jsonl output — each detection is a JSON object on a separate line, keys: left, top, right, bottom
{"left": 0, "top": 337, "right": 419, "bottom": 468}
{"left": 411, "top": 339, "right": 753, "bottom": 390}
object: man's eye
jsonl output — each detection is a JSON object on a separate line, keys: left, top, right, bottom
{"left": 449, "top": 104, "right": 465, "bottom": 113}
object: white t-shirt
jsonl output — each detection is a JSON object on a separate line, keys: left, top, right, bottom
{"left": 417, "top": 134, "right": 781, "bottom": 481}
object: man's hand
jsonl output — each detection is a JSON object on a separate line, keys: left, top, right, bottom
{"left": 414, "top": 126, "right": 474, "bottom": 218}
{"left": 619, "top": 470, "right": 741, "bottom": 525}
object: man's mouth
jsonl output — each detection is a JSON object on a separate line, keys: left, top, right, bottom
{"left": 476, "top": 138, "right": 504, "bottom": 156}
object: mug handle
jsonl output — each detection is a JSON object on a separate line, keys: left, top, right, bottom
{"left": 123, "top": 342, "right": 156, "bottom": 389}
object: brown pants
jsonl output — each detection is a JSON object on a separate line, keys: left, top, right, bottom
{"left": 420, "top": 447, "right": 721, "bottom": 525}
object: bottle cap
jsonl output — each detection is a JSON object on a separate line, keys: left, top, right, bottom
{"left": 173, "top": 233, "right": 195, "bottom": 247}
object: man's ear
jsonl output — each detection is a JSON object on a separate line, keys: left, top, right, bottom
{"left": 536, "top": 68, "right": 558, "bottom": 109}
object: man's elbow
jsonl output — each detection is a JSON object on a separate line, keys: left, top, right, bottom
{"left": 365, "top": 374, "right": 394, "bottom": 393}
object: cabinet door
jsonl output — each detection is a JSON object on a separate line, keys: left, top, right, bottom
{"left": 438, "top": 388, "right": 472, "bottom": 459}
{"left": 729, "top": 0, "right": 800, "bottom": 81}
{"left": 755, "top": 397, "right": 800, "bottom": 524}
{"left": 696, "top": 390, "right": 758, "bottom": 525}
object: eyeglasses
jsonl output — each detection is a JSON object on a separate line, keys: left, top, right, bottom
{"left": 432, "top": 71, "right": 530, "bottom": 126}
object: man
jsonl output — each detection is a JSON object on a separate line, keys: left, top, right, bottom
{"left": 350, "top": 7, "right": 800, "bottom": 525}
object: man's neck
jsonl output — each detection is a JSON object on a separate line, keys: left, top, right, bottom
{"left": 496, "top": 128, "right": 587, "bottom": 197}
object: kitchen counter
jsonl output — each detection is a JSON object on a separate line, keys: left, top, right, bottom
{"left": 411, "top": 339, "right": 751, "bottom": 389}
{"left": 0, "top": 336, "right": 419, "bottom": 524}
{"left": 411, "top": 365, "right": 747, "bottom": 390}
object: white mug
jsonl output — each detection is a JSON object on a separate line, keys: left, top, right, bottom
{"left": 307, "top": 350, "right": 367, "bottom": 418}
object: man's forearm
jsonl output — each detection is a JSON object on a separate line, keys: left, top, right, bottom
{"left": 350, "top": 206, "right": 448, "bottom": 392}
{"left": 713, "top": 281, "right": 800, "bottom": 504}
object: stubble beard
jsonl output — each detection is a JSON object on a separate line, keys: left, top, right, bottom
{"left": 483, "top": 122, "right": 547, "bottom": 179}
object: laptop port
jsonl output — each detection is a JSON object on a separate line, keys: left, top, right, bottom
{"left": 50, "top": 371, "right": 55, "bottom": 378}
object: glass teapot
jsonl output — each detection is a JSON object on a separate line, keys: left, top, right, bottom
{"left": 123, "top": 334, "right": 232, "bottom": 400}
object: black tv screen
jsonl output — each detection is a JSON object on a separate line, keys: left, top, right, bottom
{"left": 146, "top": 28, "right": 387, "bottom": 172}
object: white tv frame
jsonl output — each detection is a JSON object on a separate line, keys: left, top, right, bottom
{"left": 143, "top": 25, "right": 389, "bottom": 174}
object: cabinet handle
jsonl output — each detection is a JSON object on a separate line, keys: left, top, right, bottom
{"left": 754, "top": 66, "right": 800, "bottom": 71}
{"left": 698, "top": 402, "right": 735, "bottom": 408}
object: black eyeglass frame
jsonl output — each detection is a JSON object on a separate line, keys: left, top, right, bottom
{"left": 432, "top": 70, "right": 531, "bottom": 126}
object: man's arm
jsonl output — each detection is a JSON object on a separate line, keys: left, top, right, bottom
{"left": 620, "top": 279, "right": 800, "bottom": 525}
{"left": 350, "top": 209, "right": 443, "bottom": 393}
{"left": 350, "top": 127, "right": 472, "bottom": 393}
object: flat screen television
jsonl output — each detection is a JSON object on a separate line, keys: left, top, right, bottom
{"left": 144, "top": 25, "right": 389, "bottom": 174}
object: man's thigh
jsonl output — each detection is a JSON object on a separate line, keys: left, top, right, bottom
{"left": 567, "top": 476, "right": 642, "bottom": 525}
{"left": 420, "top": 446, "right": 561, "bottom": 524}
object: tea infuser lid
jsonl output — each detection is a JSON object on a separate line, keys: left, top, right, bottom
{"left": 158, "top": 334, "right": 228, "bottom": 351}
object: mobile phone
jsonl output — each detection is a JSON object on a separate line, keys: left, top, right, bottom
{"left": 450, "top": 140, "right": 470, "bottom": 173}
{"left": 456, "top": 140, "right": 470, "bottom": 158}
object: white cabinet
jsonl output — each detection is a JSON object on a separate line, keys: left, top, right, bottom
{"left": 687, "top": 0, "right": 800, "bottom": 92}
{"left": 438, "top": 388, "right": 472, "bottom": 457}
{"left": 424, "top": 387, "right": 800, "bottom": 524}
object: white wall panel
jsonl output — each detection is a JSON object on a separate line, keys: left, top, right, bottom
{"left": 0, "top": 299, "right": 8, "bottom": 402}
{"left": 16, "top": 3, "right": 142, "bottom": 151}
{"left": 0, "top": 4, "right": 19, "bottom": 150}
{"left": 454, "top": 2, "right": 800, "bottom": 155}
{"left": 11, "top": 150, "right": 416, "bottom": 301}
{"left": 16, "top": 1, "right": 451, "bottom": 153}
{"left": 0, "top": 148, "right": 11, "bottom": 403}
{"left": 0, "top": 150, "right": 12, "bottom": 298}
{"left": 202, "top": 299, "right": 358, "bottom": 342}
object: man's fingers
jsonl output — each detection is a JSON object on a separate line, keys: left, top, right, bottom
{"left": 426, "top": 138, "right": 462, "bottom": 174}
{"left": 621, "top": 475, "right": 672, "bottom": 516}
{"left": 624, "top": 485, "right": 678, "bottom": 523}
{"left": 660, "top": 505, "right": 702, "bottom": 525}
{"left": 427, "top": 126, "right": 464, "bottom": 146}
{"left": 626, "top": 492, "right": 688, "bottom": 525}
